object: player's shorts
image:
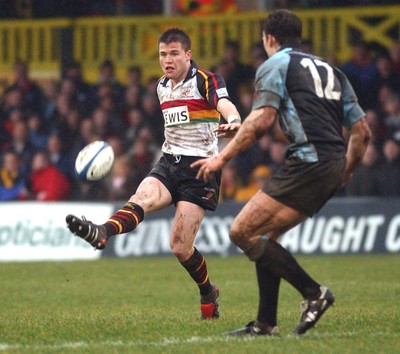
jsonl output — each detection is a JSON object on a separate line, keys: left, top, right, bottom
{"left": 262, "top": 157, "right": 346, "bottom": 217}
{"left": 148, "top": 153, "right": 221, "bottom": 211}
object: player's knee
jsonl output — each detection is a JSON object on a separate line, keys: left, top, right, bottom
{"left": 229, "top": 223, "right": 245, "bottom": 248}
{"left": 170, "top": 243, "right": 191, "bottom": 262}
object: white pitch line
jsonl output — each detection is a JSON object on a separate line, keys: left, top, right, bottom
{"left": 0, "top": 331, "right": 398, "bottom": 352}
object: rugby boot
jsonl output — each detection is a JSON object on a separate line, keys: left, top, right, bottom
{"left": 66, "top": 214, "right": 108, "bottom": 250}
{"left": 225, "top": 320, "right": 279, "bottom": 336}
{"left": 293, "top": 285, "right": 335, "bottom": 335}
{"left": 200, "top": 283, "right": 220, "bottom": 319}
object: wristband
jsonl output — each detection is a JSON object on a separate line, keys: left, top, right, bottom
{"left": 227, "top": 115, "right": 241, "bottom": 124}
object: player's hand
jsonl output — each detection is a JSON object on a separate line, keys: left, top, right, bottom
{"left": 191, "top": 156, "right": 224, "bottom": 181}
{"left": 214, "top": 123, "right": 241, "bottom": 138}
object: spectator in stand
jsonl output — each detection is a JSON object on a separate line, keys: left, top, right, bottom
{"left": 377, "top": 84, "right": 395, "bottom": 117}
{"left": 91, "top": 107, "right": 110, "bottom": 140}
{"left": 268, "top": 139, "right": 286, "bottom": 173}
{"left": 341, "top": 41, "right": 379, "bottom": 110}
{"left": 95, "top": 59, "right": 125, "bottom": 103}
{"left": 376, "top": 138, "right": 400, "bottom": 196}
{"left": 0, "top": 89, "right": 24, "bottom": 142}
{"left": 42, "top": 79, "right": 59, "bottom": 122}
{"left": 58, "top": 108, "right": 82, "bottom": 151}
{"left": 232, "top": 127, "right": 274, "bottom": 184}
{"left": 121, "top": 84, "right": 142, "bottom": 125}
{"left": 345, "top": 143, "right": 381, "bottom": 196}
{"left": 1, "top": 87, "right": 24, "bottom": 118}
{"left": 382, "top": 92, "right": 400, "bottom": 137}
{"left": 26, "top": 112, "right": 48, "bottom": 150}
{"left": 220, "top": 161, "right": 242, "bottom": 201}
{"left": 235, "top": 164, "right": 272, "bottom": 202}
{"left": 7, "top": 107, "right": 25, "bottom": 126}
{"left": 212, "top": 40, "right": 253, "bottom": 105}
{"left": 255, "top": 134, "right": 274, "bottom": 166}
{"left": 126, "top": 65, "right": 145, "bottom": 95}
{"left": 62, "top": 60, "right": 94, "bottom": 115}
{"left": 7, "top": 60, "right": 45, "bottom": 114}
{"left": 47, "top": 85, "right": 77, "bottom": 136}
{"left": 103, "top": 154, "right": 141, "bottom": 201}
{"left": 145, "top": 75, "right": 160, "bottom": 95}
{"left": 5, "top": 120, "right": 37, "bottom": 173}
{"left": 237, "top": 85, "right": 254, "bottom": 119}
{"left": 29, "top": 150, "right": 71, "bottom": 201}
{"left": 46, "top": 133, "right": 75, "bottom": 179}
{"left": 129, "top": 138, "right": 154, "bottom": 179}
{"left": 1, "top": 106, "right": 25, "bottom": 148}
{"left": 96, "top": 81, "right": 113, "bottom": 98}
{"left": 141, "top": 92, "right": 164, "bottom": 146}
{"left": 125, "top": 107, "right": 146, "bottom": 147}
{"left": 91, "top": 106, "right": 124, "bottom": 140}
{"left": 59, "top": 77, "right": 79, "bottom": 106}
{"left": 364, "top": 108, "right": 386, "bottom": 147}
{"left": 389, "top": 41, "right": 400, "bottom": 76}
{"left": 250, "top": 41, "right": 268, "bottom": 73}
{"left": 97, "top": 91, "right": 125, "bottom": 133}
{"left": 76, "top": 117, "right": 98, "bottom": 148}
{"left": 374, "top": 54, "right": 400, "bottom": 94}
{"left": 136, "top": 124, "right": 160, "bottom": 157}
{"left": 0, "top": 151, "right": 28, "bottom": 201}
{"left": 127, "top": 126, "right": 159, "bottom": 181}
{"left": 106, "top": 135, "right": 126, "bottom": 159}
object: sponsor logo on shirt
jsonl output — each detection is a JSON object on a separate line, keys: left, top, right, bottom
{"left": 163, "top": 106, "right": 190, "bottom": 127}
{"left": 216, "top": 87, "right": 228, "bottom": 98}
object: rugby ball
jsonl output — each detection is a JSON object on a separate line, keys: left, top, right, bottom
{"left": 75, "top": 141, "right": 114, "bottom": 181}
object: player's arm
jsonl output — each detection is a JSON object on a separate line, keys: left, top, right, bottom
{"left": 342, "top": 117, "right": 371, "bottom": 186}
{"left": 192, "top": 106, "right": 277, "bottom": 180}
{"left": 215, "top": 98, "right": 241, "bottom": 138}
{"left": 337, "top": 69, "right": 371, "bottom": 186}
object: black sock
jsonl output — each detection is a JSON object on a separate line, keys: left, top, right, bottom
{"left": 103, "top": 202, "right": 144, "bottom": 237}
{"left": 180, "top": 248, "right": 212, "bottom": 296}
{"left": 256, "top": 261, "right": 280, "bottom": 327}
{"left": 259, "top": 238, "right": 320, "bottom": 299}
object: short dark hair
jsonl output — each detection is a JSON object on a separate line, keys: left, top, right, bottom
{"left": 158, "top": 28, "right": 191, "bottom": 51}
{"left": 262, "top": 9, "right": 302, "bottom": 46}
{"left": 101, "top": 59, "right": 114, "bottom": 69}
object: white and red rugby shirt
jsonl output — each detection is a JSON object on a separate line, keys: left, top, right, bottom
{"left": 157, "top": 61, "right": 231, "bottom": 157}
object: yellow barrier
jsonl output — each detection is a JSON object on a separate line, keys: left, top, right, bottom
{"left": 0, "top": 6, "right": 399, "bottom": 86}
{"left": 0, "top": 18, "right": 70, "bottom": 79}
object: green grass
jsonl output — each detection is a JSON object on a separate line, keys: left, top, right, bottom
{"left": 0, "top": 255, "right": 399, "bottom": 354}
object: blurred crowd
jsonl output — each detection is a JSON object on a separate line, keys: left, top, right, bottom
{"left": 1, "top": 37, "right": 400, "bottom": 202}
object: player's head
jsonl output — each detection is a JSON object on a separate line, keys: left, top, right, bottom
{"left": 158, "top": 28, "right": 192, "bottom": 83}
{"left": 262, "top": 10, "right": 302, "bottom": 48}
{"left": 158, "top": 28, "right": 192, "bottom": 51}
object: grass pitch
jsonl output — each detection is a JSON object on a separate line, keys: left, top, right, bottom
{"left": 0, "top": 254, "right": 399, "bottom": 354}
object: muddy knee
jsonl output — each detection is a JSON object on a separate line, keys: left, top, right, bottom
{"left": 230, "top": 228, "right": 267, "bottom": 262}
{"left": 170, "top": 242, "right": 193, "bottom": 262}
{"left": 229, "top": 223, "right": 246, "bottom": 248}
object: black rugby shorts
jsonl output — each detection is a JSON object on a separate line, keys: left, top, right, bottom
{"left": 149, "top": 153, "right": 221, "bottom": 211}
{"left": 263, "top": 157, "right": 346, "bottom": 217}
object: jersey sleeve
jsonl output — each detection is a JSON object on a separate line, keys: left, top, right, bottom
{"left": 337, "top": 69, "right": 365, "bottom": 129}
{"left": 252, "top": 51, "right": 290, "bottom": 111}
{"left": 197, "top": 69, "right": 230, "bottom": 109}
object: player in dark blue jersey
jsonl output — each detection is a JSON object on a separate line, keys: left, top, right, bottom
{"left": 192, "top": 9, "right": 371, "bottom": 336}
